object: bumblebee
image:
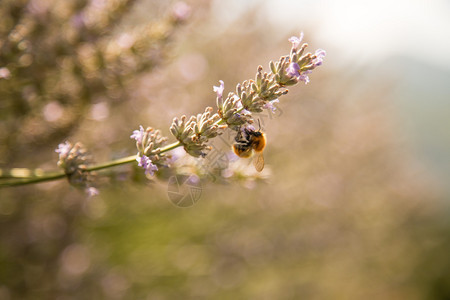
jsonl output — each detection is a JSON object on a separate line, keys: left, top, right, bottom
{"left": 232, "top": 126, "right": 266, "bottom": 172}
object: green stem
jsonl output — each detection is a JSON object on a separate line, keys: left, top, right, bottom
{"left": 86, "top": 155, "right": 137, "bottom": 172}
{"left": 0, "top": 141, "right": 182, "bottom": 188}
{"left": 86, "top": 141, "right": 181, "bottom": 172}
{"left": 0, "top": 172, "right": 67, "bottom": 187}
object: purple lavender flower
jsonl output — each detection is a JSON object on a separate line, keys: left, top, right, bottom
{"left": 286, "top": 63, "right": 311, "bottom": 84}
{"left": 313, "top": 49, "right": 326, "bottom": 67}
{"left": 286, "top": 62, "right": 301, "bottom": 77}
{"left": 298, "top": 70, "right": 311, "bottom": 84}
{"left": 55, "top": 141, "right": 72, "bottom": 156}
{"left": 213, "top": 80, "right": 224, "bottom": 96}
{"left": 288, "top": 33, "right": 304, "bottom": 49}
{"left": 136, "top": 155, "right": 158, "bottom": 176}
{"left": 263, "top": 99, "right": 280, "bottom": 112}
{"left": 213, "top": 80, "right": 225, "bottom": 106}
{"left": 130, "top": 125, "right": 145, "bottom": 144}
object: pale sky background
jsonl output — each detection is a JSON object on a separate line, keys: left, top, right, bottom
{"left": 263, "top": 0, "right": 450, "bottom": 68}
{"left": 210, "top": 0, "right": 450, "bottom": 68}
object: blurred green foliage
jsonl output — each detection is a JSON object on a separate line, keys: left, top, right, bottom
{"left": 0, "top": 1, "right": 449, "bottom": 299}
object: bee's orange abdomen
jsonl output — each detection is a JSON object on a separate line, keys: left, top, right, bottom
{"left": 253, "top": 133, "right": 266, "bottom": 152}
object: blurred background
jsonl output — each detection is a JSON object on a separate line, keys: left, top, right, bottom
{"left": 0, "top": 0, "right": 449, "bottom": 299}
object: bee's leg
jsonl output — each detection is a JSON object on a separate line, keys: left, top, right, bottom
{"left": 234, "top": 129, "right": 245, "bottom": 143}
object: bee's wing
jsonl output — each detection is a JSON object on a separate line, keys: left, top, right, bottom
{"left": 252, "top": 151, "right": 265, "bottom": 172}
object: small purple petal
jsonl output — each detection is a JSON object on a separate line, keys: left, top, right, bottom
{"left": 130, "top": 125, "right": 145, "bottom": 143}
{"left": 288, "top": 32, "right": 304, "bottom": 49}
{"left": 316, "top": 49, "right": 326, "bottom": 57}
{"left": 286, "top": 63, "right": 301, "bottom": 77}
{"left": 55, "top": 141, "right": 72, "bottom": 156}
{"left": 313, "top": 49, "right": 326, "bottom": 67}
{"left": 145, "top": 164, "right": 158, "bottom": 176}
{"left": 136, "top": 155, "right": 149, "bottom": 168}
{"left": 263, "top": 99, "right": 280, "bottom": 112}
{"left": 136, "top": 155, "right": 158, "bottom": 176}
{"left": 298, "top": 70, "right": 311, "bottom": 84}
{"left": 286, "top": 63, "right": 312, "bottom": 84}
{"left": 299, "top": 74, "right": 310, "bottom": 84}
{"left": 214, "top": 80, "right": 225, "bottom": 108}
{"left": 213, "top": 80, "right": 224, "bottom": 99}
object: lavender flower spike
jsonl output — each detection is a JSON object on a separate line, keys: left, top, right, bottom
{"left": 136, "top": 155, "right": 158, "bottom": 176}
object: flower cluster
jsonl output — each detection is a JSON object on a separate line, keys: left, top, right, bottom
{"left": 137, "top": 34, "right": 325, "bottom": 177}
{"left": 216, "top": 83, "right": 252, "bottom": 130}
{"left": 55, "top": 141, "right": 98, "bottom": 196}
{"left": 274, "top": 33, "right": 326, "bottom": 85}
{"left": 213, "top": 34, "right": 325, "bottom": 136}
{"left": 170, "top": 107, "right": 223, "bottom": 157}
{"left": 130, "top": 126, "right": 169, "bottom": 176}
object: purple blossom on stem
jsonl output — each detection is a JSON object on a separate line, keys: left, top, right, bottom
{"left": 263, "top": 99, "right": 280, "bottom": 112}
{"left": 298, "top": 71, "right": 311, "bottom": 84}
{"left": 213, "top": 80, "right": 225, "bottom": 106}
{"left": 286, "top": 63, "right": 311, "bottom": 84}
{"left": 313, "top": 49, "right": 326, "bottom": 67}
{"left": 130, "top": 125, "right": 145, "bottom": 143}
{"left": 136, "top": 155, "right": 158, "bottom": 176}
{"left": 288, "top": 32, "right": 304, "bottom": 49}
{"left": 55, "top": 141, "right": 72, "bottom": 156}
{"left": 286, "top": 62, "right": 301, "bottom": 77}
